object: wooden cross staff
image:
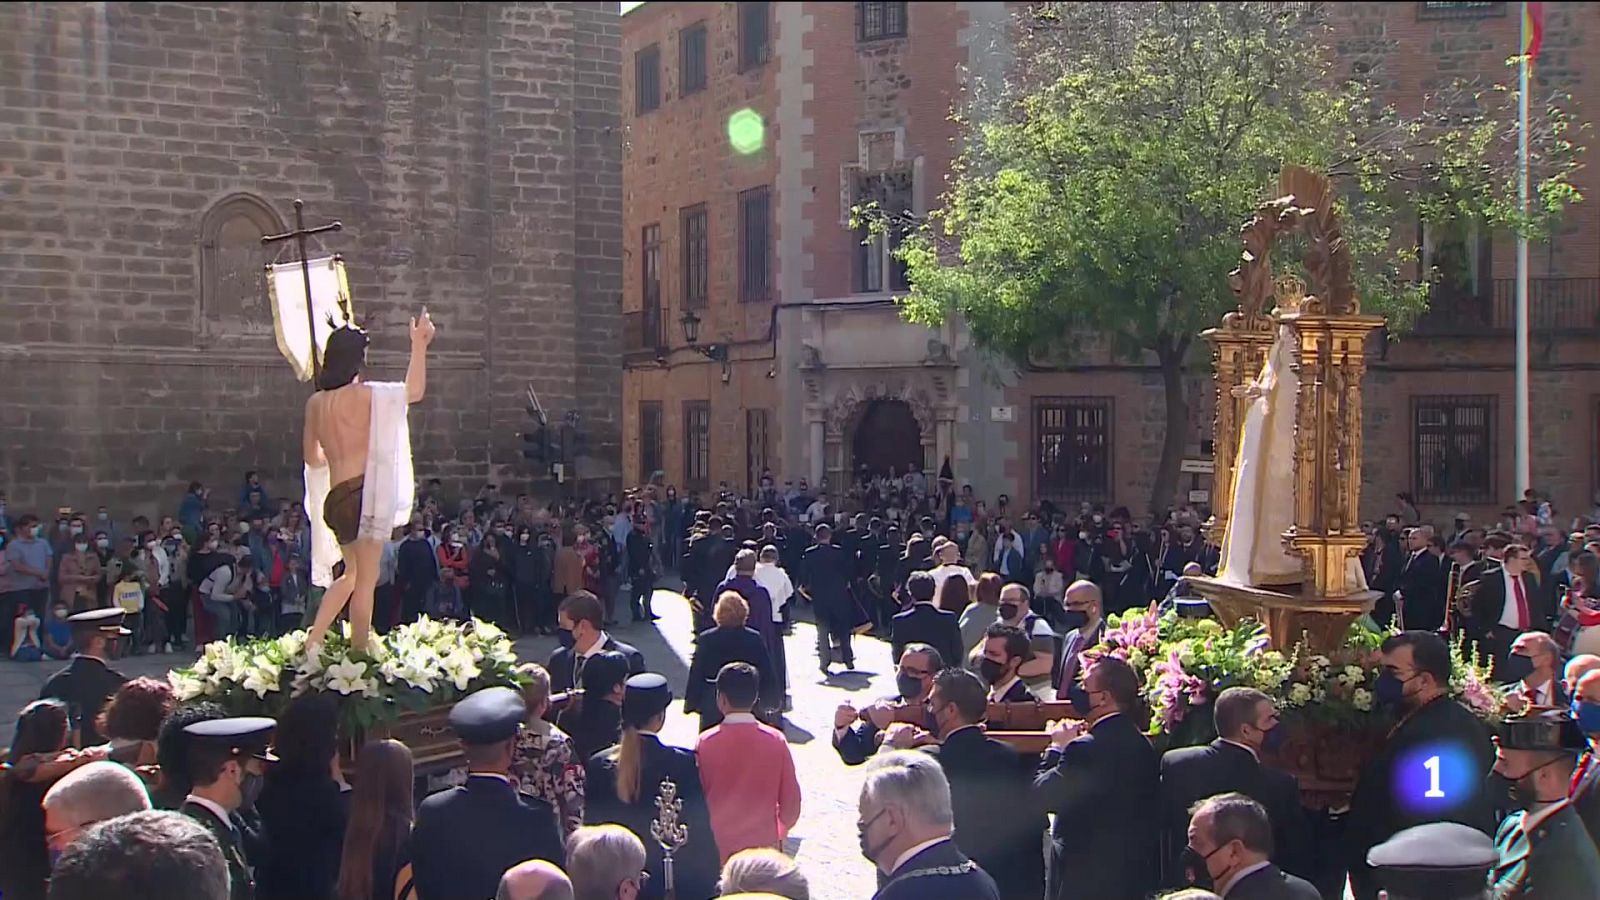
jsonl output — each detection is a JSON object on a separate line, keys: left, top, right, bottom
{"left": 262, "top": 199, "right": 343, "bottom": 382}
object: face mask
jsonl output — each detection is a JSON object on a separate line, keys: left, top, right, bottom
{"left": 1180, "top": 845, "right": 1220, "bottom": 891}
{"left": 74, "top": 542, "right": 89, "bottom": 553}
{"left": 1373, "top": 671, "right": 1414, "bottom": 708}
{"left": 998, "top": 603, "right": 1020, "bottom": 621}
{"left": 239, "top": 768, "right": 265, "bottom": 810}
{"left": 32, "top": 526, "right": 43, "bottom": 539}
{"left": 895, "top": 672, "right": 924, "bottom": 700}
{"left": 54, "top": 608, "right": 69, "bottom": 620}
{"left": 556, "top": 628, "right": 577, "bottom": 650}
{"left": 450, "top": 539, "right": 464, "bottom": 548}
{"left": 1501, "top": 654, "right": 1536, "bottom": 683}
{"left": 70, "top": 525, "right": 84, "bottom": 536}
{"left": 1067, "top": 683, "right": 1093, "bottom": 717}
{"left": 858, "top": 809, "right": 893, "bottom": 865}
{"left": 1059, "top": 609, "right": 1089, "bottom": 631}
{"left": 97, "top": 513, "right": 108, "bottom": 521}
{"left": 95, "top": 539, "right": 109, "bottom": 550}
{"left": 1259, "top": 723, "right": 1286, "bottom": 753}
{"left": 1574, "top": 700, "right": 1600, "bottom": 735}
{"left": 978, "top": 657, "right": 1007, "bottom": 686}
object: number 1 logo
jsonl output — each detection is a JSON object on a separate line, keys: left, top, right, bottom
{"left": 1424, "top": 754, "right": 1446, "bottom": 798}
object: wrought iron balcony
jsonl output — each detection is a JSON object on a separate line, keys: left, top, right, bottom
{"left": 623, "top": 304, "right": 668, "bottom": 361}
{"left": 1410, "top": 277, "right": 1600, "bottom": 336}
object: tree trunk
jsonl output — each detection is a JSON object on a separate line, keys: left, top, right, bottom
{"left": 1149, "top": 342, "right": 1190, "bottom": 518}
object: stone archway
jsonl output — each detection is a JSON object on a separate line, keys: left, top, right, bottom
{"left": 850, "top": 399, "right": 924, "bottom": 479}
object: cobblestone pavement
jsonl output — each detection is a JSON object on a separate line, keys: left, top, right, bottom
{"left": 0, "top": 581, "right": 888, "bottom": 897}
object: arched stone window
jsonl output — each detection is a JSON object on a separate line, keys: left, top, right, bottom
{"left": 199, "top": 193, "right": 284, "bottom": 336}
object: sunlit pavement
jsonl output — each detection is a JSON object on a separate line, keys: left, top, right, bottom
{"left": 0, "top": 580, "right": 891, "bottom": 896}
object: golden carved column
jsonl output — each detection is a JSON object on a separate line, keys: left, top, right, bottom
{"left": 1201, "top": 318, "right": 1274, "bottom": 548}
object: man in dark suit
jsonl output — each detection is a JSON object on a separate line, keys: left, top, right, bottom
{"left": 859, "top": 750, "right": 1001, "bottom": 900}
{"left": 1182, "top": 793, "right": 1319, "bottom": 899}
{"left": 413, "top": 687, "right": 565, "bottom": 900}
{"left": 1160, "top": 687, "right": 1311, "bottom": 886}
{"left": 1394, "top": 526, "right": 1445, "bottom": 632}
{"left": 546, "top": 590, "right": 645, "bottom": 694}
{"left": 834, "top": 644, "right": 944, "bottom": 766}
{"left": 1054, "top": 579, "right": 1106, "bottom": 693}
{"left": 1345, "top": 632, "right": 1496, "bottom": 900}
{"left": 1441, "top": 540, "right": 1485, "bottom": 638}
{"left": 1505, "top": 630, "right": 1568, "bottom": 710}
{"left": 886, "top": 668, "right": 1044, "bottom": 899}
{"left": 1037, "top": 655, "right": 1160, "bottom": 900}
{"left": 978, "top": 623, "right": 1036, "bottom": 703}
{"left": 890, "top": 571, "right": 964, "bottom": 670}
{"left": 1469, "top": 544, "right": 1548, "bottom": 675}
{"left": 179, "top": 716, "right": 278, "bottom": 900}
{"left": 801, "top": 522, "right": 857, "bottom": 672}
{"left": 715, "top": 548, "right": 776, "bottom": 655}
{"left": 40, "top": 608, "right": 129, "bottom": 746}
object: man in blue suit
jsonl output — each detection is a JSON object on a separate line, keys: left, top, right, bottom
{"left": 859, "top": 749, "right": 1000, "bottom": 900}
{"left": 412, "top": 687, "right": 565, "bottom": 900}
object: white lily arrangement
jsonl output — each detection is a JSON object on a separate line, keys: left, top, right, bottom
{"left": 168, "top": 617, "right": 522, "bottom": 733}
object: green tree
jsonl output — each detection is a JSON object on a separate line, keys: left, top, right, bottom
{"left": 881, "top": 2, "right": 1582, "bottom": 514}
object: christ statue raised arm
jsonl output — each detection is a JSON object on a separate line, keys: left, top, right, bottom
{"left": 302, "top": 307, "right": 435, "bottom": 654}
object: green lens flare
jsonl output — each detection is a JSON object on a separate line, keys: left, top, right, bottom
{"left": 727, "top": 109, "right": 765, "bottom": 155}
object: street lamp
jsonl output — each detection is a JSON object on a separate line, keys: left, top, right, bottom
{"left": 678, "top": 309, "right": 730, "bottom": 382}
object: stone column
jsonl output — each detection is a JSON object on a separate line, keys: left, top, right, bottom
{"left": 809, "top": 418, "right": 825, "bottom": 486}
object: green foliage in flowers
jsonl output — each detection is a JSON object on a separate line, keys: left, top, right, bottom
{"left": 168, "top": 617, "right": 522, "bottom": 737}
{"left": 1087, "top": 606, "right": 1503, "bottom": 749}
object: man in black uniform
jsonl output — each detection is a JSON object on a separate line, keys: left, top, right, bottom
{"left": 1159, "top": 687, "right": 1311, "bottom": 885}
{"left": 1345, "top": 631, "right": 1495, "bottom": 900}
{"left": 180, "top": 716, "right": 278, "bottom": 900}
{"left": 801, "top": 522, "right": 857, "bottom": 673}
{"left": 40, "top": 607, "right": 129, "bottom": 746}
{"left": 412, "top": 686, "right": 565, "bottom": 900}
{"left": 890, "top": 571, "right": 963, "bottom": 671}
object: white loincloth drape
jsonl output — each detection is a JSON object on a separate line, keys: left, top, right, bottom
{"left": 304, "top": 382, "right": 415, "bottom": 588}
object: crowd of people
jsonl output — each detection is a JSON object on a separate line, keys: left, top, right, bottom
{"left": 6, "top": 467, "right": 1600, "bottom": 899}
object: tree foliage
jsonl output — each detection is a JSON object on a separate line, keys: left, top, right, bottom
{"left": 876, "top": 1, "right": 1583, "bottom": 511}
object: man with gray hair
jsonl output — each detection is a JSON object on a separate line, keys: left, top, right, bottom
{"left": 42, "top": 760, "right": 153, "bottom": 861}
{"left": 566, "top": 824, "right": 646, "bottom": 900}
{"left": 716, "top": 547, "right": 776, "bottom": 667}
{"left": 497, "top": 859, "right": 575, "bottom": 900}
{"left": 1182, "top": 792, "right": 1319, "bottom": 899}
{"left": 856, "top": 750, "right": 999, "bottom": 899}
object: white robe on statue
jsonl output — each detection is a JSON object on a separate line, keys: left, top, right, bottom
{"left": 1218, "top": 325, "right": 1367, "bottom": 593}
{"left": 304, "top": 382, "right": 415, "bottom": 588}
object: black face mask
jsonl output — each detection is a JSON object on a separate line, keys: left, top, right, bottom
{"left": 1501, "top": 653, "right": 1537, "bottom": 683}
{"left": 1179, "top": 845, "right": 1219, "bottom": 891}
{"left": 895, "top": 673, "right": 924, "bottom": 700}
{"left": 858, "top": 809, "right": 893, "bottom": 865}
{"left": 1059, "top": 609, "right": 1089, "bottom": 631}
{"left": 978, "top": 657, "right": 1007, "bottom": 687}
{"left": 556, "top": 628, "right": 577, "bottom": 650}
{"left": 998, "top": 603, "right": 1020, "bottom": 621}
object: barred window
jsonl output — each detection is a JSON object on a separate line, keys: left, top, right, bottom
{"left": 635, "top": 44, "right": 660, "bottom": 114}
{"left": 684, "top": 401, "right": 711, "bottom": 491}
{"left": 858, "top": 1, "right": 908, "bottom": 41}
{"left": 739, "top": 186, "right": 771, "bottom": 302}
{"left": 681, "top": 204, "right": 708, "bottom": 308}
{"left": 641, "top": 223, "right": 661, "bottom": 310}
{"left": 680, "top": 23, "right": 707, "bottom": 96}
{"left": 1413, "top": 395, "right": 1496, "bottom": 504}
{"left": 746, "top": 409, "right": 770, "bottom": 495}
{"left": 640, "top": 402, "right": 663, "bottom": 484}
{"left": 1035, "top": 398, "right": 1112, "bottom": 502}
{"left": 852, "top": 168, "right": 913, "bottom": 293}
{"left": 739, "top": 2, "right": 770, "bottom": 71}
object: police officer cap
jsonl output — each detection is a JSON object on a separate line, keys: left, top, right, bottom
{"left": 66, "top": 607, "right": 132, "bottom": 636}
{"left": 1499, "top": 708, "right": 1586, "bottom": 753}
{"left": 622, "top": 673, "right": 673, "bottom": 728}
{"left": 1366, "top": 822, "right": 1495, "bottom": 898}
{"left": 182, "top": 716, "right": 278, "bottom": 761}
{"left": 448, "top": 686, "right": 527, "bottom": 745}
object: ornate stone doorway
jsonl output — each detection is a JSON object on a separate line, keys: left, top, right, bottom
{"left": 850, "top": 399, "right": 924, "bottom": 478}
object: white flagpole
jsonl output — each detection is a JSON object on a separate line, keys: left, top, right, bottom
{"left": 1515, "top": 1, "right": 1532, "bottom": 497}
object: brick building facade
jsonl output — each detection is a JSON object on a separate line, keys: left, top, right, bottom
{"left": 623, "top": 1, "right": 1599, "bottom": 521}
{"left": 0, "top": 1, "right": 623, "bottom": 515}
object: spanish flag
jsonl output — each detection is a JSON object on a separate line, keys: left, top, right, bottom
{"left": 1523, "top": 2, "right": 1544, "bottom": 61}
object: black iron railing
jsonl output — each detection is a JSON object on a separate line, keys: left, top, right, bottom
{"left": 1411, "top": 277, "right": 1600, "bottom": 336}
{"left": 624, "top": 305, "right": 667, "bottom": 357}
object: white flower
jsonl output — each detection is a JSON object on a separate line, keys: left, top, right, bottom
{"left": 169, "top": 671, "right": 207, "bottom": 702}
{"left": 440, "top": 649, "right": 480, "bottom": 691}
{"left": 1352, "top": 688, "right": 1374, "bottom": 712}
{"left": 1309, "top": 655, "right": 1331, "bottom": 669}
{"left": 242, "top": 664, "right": 281, "bottom": 699}
{"left": 325, "top": 658, "right": 371, "bottom": 695}
{"left": 1288, "top": 683, "right": 1312, "bottom": 705}
{"left": 276, "top": 631, "right": 307, "bottom": 662}
{"left": 1129, "top": 649, "right": 1149, "bottom": 670}
{"left": 1343, "top": 665, "right": 1364, "bottom": 682}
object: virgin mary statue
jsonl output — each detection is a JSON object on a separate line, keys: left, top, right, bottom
{"left": 1216, "top": 276, "right": 1367, "bottom": 593}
